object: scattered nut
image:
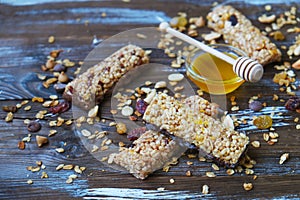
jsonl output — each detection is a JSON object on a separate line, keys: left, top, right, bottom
{"left": 243, "top": 183, "right": 253, "bottom": 191}
{"left": 292, "top": 59, "right": 300, "bottom": 69}
{"left": 55, "top": 148, "right": 65, "bottom": 153}
{"left": 36, "top": 135, "right": 48, "bottom": 147}
{"left": 88, "top": 105, "right": 99, "bottom": 118}
{"left": 168, "top": 73, "right": 184, "bottom": 82}
{"left": 121, "top": 106, "right": 134, "bottom": 116}
{"left": 63, "top": 164, "right": 74, "bottom": 170}
{"left": 202, "top": 185, "right": 209, "bottom": 194}
{"left": 48, "top": 36, "right": 55, "bottom": 43}
{"left": 116, "top": 122, "right": 127, "bottom": 134}
{"left": 251, "top": 141, "right": 260, "bottom": 148}
{"left": 279, "top": 153, "right": 289, "bottom": 164}
{"left": 206, "top": 171, "right": 216, "bottom": 178}
{"left": 81, "top": 129, "right": 92, "bottom": 137}
{"left": 5, "top": 112, "right": 14, "bottom": 122}
{"left": 154, "top": 81, "right": 167, "bottom": 89}
{"left": 258, "top": 14, "right": 276, "bottom": 23}
{"left": 58, "top": 72, "right": 69, "bottom": 83}
{"left": 202, "top": 31, "right": 221, "bottom": 41}
{"left": 56, "top": 164, "right": 64, "bottom": 171}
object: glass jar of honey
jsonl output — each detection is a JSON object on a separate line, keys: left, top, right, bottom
{"left": 186, "top": 44, "right": 247, "bottom": 94}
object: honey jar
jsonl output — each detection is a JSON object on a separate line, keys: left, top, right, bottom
{"left": 186, "top": 44, "right": 247, "bottom": 94}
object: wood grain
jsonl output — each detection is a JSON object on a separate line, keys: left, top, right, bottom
{"left": 0, "top": 0, "right": 300, "bottom": 199}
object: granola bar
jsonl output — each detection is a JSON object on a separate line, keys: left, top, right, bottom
{"left": 63, "top": 44, "right": 150, "bottom": 109}
{"left": 207, "top": 5, "right": 281, "bottom": 66}
{"left": 112, "top": 130, "right": 183, "bottom": 179}
{"left": 143, "top": 93, "right": 249, "bottom": 167}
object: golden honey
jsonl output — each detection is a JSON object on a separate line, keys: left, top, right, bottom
{"left": 186, "top": 44, "right": 245, "bottom": 94}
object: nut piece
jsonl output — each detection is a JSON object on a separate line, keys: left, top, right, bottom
{"left": 243, "top": 183, "right": 253, "bottom": 191}
{"left": 292, "top": 59, "right": 300, "bottom": 69}
{"left": 203, "top": 31, "right": 221, "bottom": 41}
{"left": 121, "top": 106, "right": 134, "bottom": 116}
{"left": 116, "top": 122, "right": 127, "bottom": 134}
{"left": 279, "top": 153, "right": 289, "bottom": 164}
{"left": 48, "top": 36, "right": 55, "bottom": 43}
{"left": 202, "top": 185, "right": 209, "bottom": 194}
{"left": 5, "top": 112, "right": 14, "bottom": 122}
{"left": 251, "top": 141, "right": 260, "bottom": 148}
{"left": 258, "top": 14, "right": 276, "bottom": 23}
{"left": 88, "top": 105, "right": 99, "bottom": 118}
{"left": 154, "top": 81, "right": 167, "bottom": 89}
{"left": 36, "top": 135, "right": 48, "bottom": 147}
{"left": 168, "top": 73, "right": 184, "bottom": 82}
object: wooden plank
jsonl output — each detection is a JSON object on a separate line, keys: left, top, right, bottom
{"left": 0, "top": 0, "right": 300, "bottom": 199}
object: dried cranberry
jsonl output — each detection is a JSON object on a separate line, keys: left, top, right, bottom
{"left": 135, "top": 99, "right": 148, "bottom": 114}
{"left": 49, "top": 100, "right": 70, "bottom": 114}
{"left": 127, "top": 127, "right": 147, "bottom": 141}
{"left": 27, "top": 121, "right": 41, "bottom": 132}
{"left": 2, "top": 105, "right": 17, "bottom": 113}
{"left": 249, "top": 100, "right": 263, "bottom": 112}
{"left": 229, "top": 14, "right": 238, "bottom": 26}
{"left": 285, "top": 96, "right": 300, "bottom": 111}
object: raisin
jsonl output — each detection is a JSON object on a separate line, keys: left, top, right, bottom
{"left": 127, "top": 127, "right": 147, "bottom": 141}
{"left": 285, "top": 96, "right": 300, "bottom": 111}
{"left": 170, "top": 16, "right": 187, "bottom": 28}
{"left": 253, "top": 115, "right": 272, "bottom": 129}
{"left": 27, "top": 121, "right": 42, "bottom": 132}
{"left": 229, "top": 14, "right": 238, "bottom": 26}
{"left": 2, "top": 105, "right": 17, "bottom": 113}
{"left": 49, "top": 100, "right": 70, "bottom": 114}
{"left": 249, "top": 100, "right": 263, "bottom": 112}
{"left": 135, "top": 99, "right": 148, "bottom": 115}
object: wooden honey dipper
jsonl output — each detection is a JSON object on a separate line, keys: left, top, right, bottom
{"left": 159, "top": 22, "right": 264, "bottom": 82}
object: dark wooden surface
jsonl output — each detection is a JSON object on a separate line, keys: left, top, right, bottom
{"left": 1, "top": 0, "right": 300, "bottom": 199}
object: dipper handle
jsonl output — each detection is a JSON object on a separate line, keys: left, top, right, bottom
{"left": 159, "top": 22, "right": 264, "bottom": 82}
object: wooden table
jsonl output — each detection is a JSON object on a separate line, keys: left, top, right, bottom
{"left": 1, "top": 0, "right": 299, "bottom": 199}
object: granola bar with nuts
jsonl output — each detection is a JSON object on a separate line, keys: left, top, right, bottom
{"left": 143, "top": 93, "right": 249, "bottom": 167}
{"left": 112, "top": 130, "right": 183, "bottom": 179}
{"left": 63, "top": 45, "right": 150, "bottom": 109}
{"left": 207, "top": 5, "right": 281, "bottom": 66}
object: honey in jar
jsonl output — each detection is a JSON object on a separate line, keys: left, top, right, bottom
{"left": 186, "top": 44, "right": 245, "bottom": 94}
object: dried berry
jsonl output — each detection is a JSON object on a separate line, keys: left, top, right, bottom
{"left": 253, "top": 115, "right": 273, "bottom": 129}
{"left": 229, "top": 14, "right": 238, "bottom": 26}
{"left": 127, "top": 127, "right": 147, "bottom": 141}
{"left": 170, "top": 16, "right": 187, "bottom": 28}
{"left": 249, "top": 100, "right": 263, "bottom": 112}
{"left": 285, "top": 96, "right": 300, "bottom": 111}
{"left": 50, "top": 49, "right": 63, "bottom": 58}
{"left": 135, "top": 99, "right": 148, "bottom": 115}
{"left": 27, "top": 121, "right": 41, "bottom": 132}
{"left": 53, "top": 63, "right": 65, "bottom": 72}
{"left": 18, "top": 141, "right": 25, "bottom": 150}
{"left": 49, "top": 100, "right": 70, "bottom": 114}
{"left": 54, "top": 83, "right": 67, "bottom": 93}
{"left": 2, "top": 105, "right": 17, "bottom": 113}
